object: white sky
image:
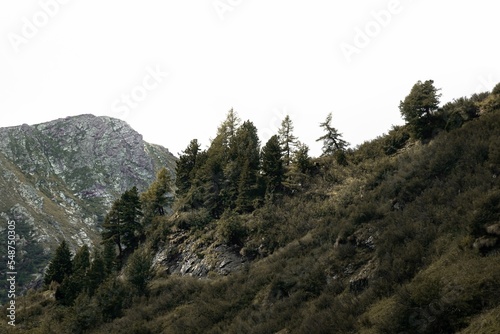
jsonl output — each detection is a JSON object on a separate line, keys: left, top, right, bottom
{"left": 1, "top": 0, "right": 499, "bottom": 157}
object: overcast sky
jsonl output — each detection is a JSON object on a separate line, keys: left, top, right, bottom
{"left": 1, "top": 1, "right": 499, "bottom": 157}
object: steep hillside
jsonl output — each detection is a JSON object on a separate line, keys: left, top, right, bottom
{"left": 0, "top": 114, "right": 176, "bottom": 298}
{"left": 4, "top": 87, "right": 500, "bottom": 333}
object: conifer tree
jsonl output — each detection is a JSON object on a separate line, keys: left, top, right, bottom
{"left": 316, "top": 112, "right": 348, "bottom": 156}
{"left": 278, "top": 115, "right": 298, "bottom": 166}
{"left": 399, "top": 80, "right": 441, "bottom": 123}
{"left": 44, "top": 240, "right": 73, "bottom": 285}
{"left": 175, "top": 139, "right": 201, "bottom": 198}
{"left": 399, "top": 80, "right": 442, "bottom": 138}
{"left": 121, "top": 186, "right": 143, "bottom": 249}
{"left": 197, "top": 137, "right": 226, "bottom": 218}
{"left": 235, "top": 160, "right": 255, "bottom": 212}
{"left": 72, "top": 244, "right": 90, "bottom": 275}
{"left": 102, "top": 239, "right": 117, "bottom": 275}
{"left": 294, "top": 141, "right": 312, "bottom": 174}
{"left": 227, "top": 120, "right": 260, "bottom": 210}
{"left": 261, "top": 135, "right": 284, "bottom": 194}
{"left": 102, "top": 200, "right": 124, "bottom": 257}
{"left": 87, "top": 250, "right": 107, "bottom": 296}
{"left": 218, "top": 108, "right": 241, "bottom": 152}
{"left": 55, "top": 244, "right": 91, "bottom": 305}
{"left": 126, "top": 249, "right": 153, "bottom": 296}
{"left": 141, "top": 168, "right": 173, "bottom": 224}
{"left": 101, "top": 186, "right": 143, "bottom": 257}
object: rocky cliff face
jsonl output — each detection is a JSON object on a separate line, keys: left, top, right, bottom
{"left": 0, "top": 114, "right": 176, "bottom": 291}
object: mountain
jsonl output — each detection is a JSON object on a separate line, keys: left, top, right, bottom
{"left": 0, "top": 114, "right": 176, "bottom": 293}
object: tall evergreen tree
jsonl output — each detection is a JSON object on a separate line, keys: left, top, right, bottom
{"left": 102, "top": 200, "right": 124, "bottom": 257}
{"left": 316, "top": 112, "right": 348, "bottom": 156}
{"left": 217, "top": 108, "right": 241, "bottom": 152}
{"left": 235, "top": 159, "right": 255, "bottom": 212}
{"left": 54, "top": 244, "right": 91, "bottom": 305}
{"left": 175, "top": 139, "right": 201, "bottom": 198}
{"left": 197, "top": 136, "right": 227, "bottom": 218}
{"left": 261, "top": 135, "right": 285, "bottom": 194}
{"left": 278, "top": 115, "right": 298, "bottom": 166}
{"left": 141, "top": 168, "right": 173, "bottom": 224}
{"left": 87, "top": 249, "right": 107, "bottom": 296}
{"left": 44, "top": 240, "right": 73, "bottom": 285}
{"left": 399, "top": 80, "right": 441, "bottom": 122}
{"left": 72, "top": 244, "right": 90, "bottom": 277}
{"left": 227, "top": 120, "right": 260, "bottom": 210}
{"left": 101, "top": 186, "right": 143, "bottom": 257}
{"left": 399, "top": 80, "right": 442, "bottom": 138}
{"left": 121, "top": 186, "right": 143, "bottom": 249}
{"left": 102, "top": 239, "right": 117, "bottom": 275}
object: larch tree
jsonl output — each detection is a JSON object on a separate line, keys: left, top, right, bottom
{"left": 141, "top": 168, "right": 174, "bottom": 225}
{"left": 316, "top": 112, "right": 348, "bottom": 157}
{"left": 278, "top": 115, "right": 298, "bottom": 166}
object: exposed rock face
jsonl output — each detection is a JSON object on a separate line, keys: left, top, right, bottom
{"left": 0, "top": 114, "right": 176, "bottom": 296}
{"left": 153, "top": 230, "right": 247, "bottom": 278}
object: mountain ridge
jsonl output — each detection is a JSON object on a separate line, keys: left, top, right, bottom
{"left": 0, "top": 114, "right": 176, "bottom": 297}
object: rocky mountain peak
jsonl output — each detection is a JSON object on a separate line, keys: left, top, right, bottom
{"left": 0, "top": 114, "right": 177, "bottom": 292}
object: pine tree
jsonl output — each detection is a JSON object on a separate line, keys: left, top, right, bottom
{"left": 196, "top": 136, "right": 226, "bottom": 218}
{"left": 87, "top": 250, "right": 107, "bottom": 296}
{"left": 54, "top": 244, "right": 91, "bottom": 305}
{"left": 228, "top": 120, "right": 260, "bottom": 210}
{"left": 102, "top": 200, "right": 123, "bottom": 257}
{"left": 261, "top": 135, "right": 285, "bottom": 194}
{"left": 278, "top": 115, "right": 298, "bottom": 166}
{"left": 72, "top": 245, "right": 90, "bottom": 275}
{"left": 399, "top": 80, "right": 441, "bottom": 122}
{"left": 235, "top": 160, "right": 255, "bottom": 212}
{"left": 175, "top": 139, "right": 201, "bottom": 198}
{"left": 102, "top": 239, "right": 117, "bottom": 275}
{"left": 101, "top": 187, "right": 143, "bottom": 257}
{"left": 399, "top": 80, "right": 442, "bottom": 138}
{"left": 44, "top": 240, "right": 73, "bottom": 285}
{"left": 121, "top": 186, "right": 143, "bottom": 250}
{"left": 316, "top": 112, "right": 348, "bottom": 157}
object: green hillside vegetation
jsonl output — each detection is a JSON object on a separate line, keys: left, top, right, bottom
{"left": 4, "top": 81, "right": 500, "bottom": 333}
